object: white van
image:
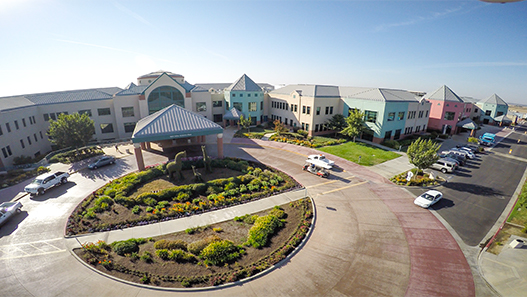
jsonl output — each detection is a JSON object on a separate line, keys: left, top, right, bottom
{"left": 430, "top": 159, "right": 457, "bottom": 173}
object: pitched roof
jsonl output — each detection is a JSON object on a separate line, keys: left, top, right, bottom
{"left": 225, "top": 74, "right": 262, "bottom": 92}
{"left": 341, "top": 87, "right": 421, "bottom": 102}
{"left": 132, "top": 104, "right": 223, "bottom": 143}
{"left": 481, "top": 94, "right": 508, "bottom": 106}
{"left": 138, "top": 70, "right": 183, "bottom": 79}
{"left": 424, "top": 85, "right": 463, "bottom": 102}
{"left": 224, "top": 108, "right": 245, "bottom": 120}
{"left": 116, "top": 83, "right": 148, "bottom": 96}
{"left": 271, "top": 84, "right": 340, "bottom": 97}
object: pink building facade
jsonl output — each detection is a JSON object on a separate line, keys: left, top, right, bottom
{"left": 425, "top": 85, "right": 466, "bottom": 135}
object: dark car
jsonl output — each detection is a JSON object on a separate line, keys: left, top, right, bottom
{"left": 88, "top": 156, "right": 116, "bottom": 169}
{"left": 439, "top": 152, "right": 465, "bottom": 166}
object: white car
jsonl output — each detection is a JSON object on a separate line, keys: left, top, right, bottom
{"left": 456, "top": 147, "right": 476, "bottom": 159}
{"left": 414, "top": 190, "right": 443, "bottom": 208}
{"left": 0, "top": 201, "right": 23, "bottom": 226}
{"left": 306, "top": 154, "right": 335, "bottom": 169}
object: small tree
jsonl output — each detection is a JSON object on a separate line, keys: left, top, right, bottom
{"left": 239, "top": 114, "right": 252, "bottom": 133}
{"left": 47, "top": 113, "right": 95, "bottom": 149}
{"left": 273, "top": 120, "right": 287, "bottom": 134}
{"left": 340, "top": 110, "right": 366, "bottom": 142}
{"left": 406, "top": 138, "right": 440, "bottom": 171}
{"left": 324, "top": 114, "right": 347, "bottom": 137}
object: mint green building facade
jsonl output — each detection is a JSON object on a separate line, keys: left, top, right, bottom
{"left": 224, "top": 74, "right": 265, "bottom": 125}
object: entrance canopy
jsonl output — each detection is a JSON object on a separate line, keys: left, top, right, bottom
{"left": 132, "top": 104, "right": 223, "bottom": 143}
{"left": 493, "top": 115, "right": 512, "bottom": 123}
{"left": 456, "top": 118, "right": 478, "bottom": 130}
{"left": 224, "top": 107, "right": 244, "bottom": 121}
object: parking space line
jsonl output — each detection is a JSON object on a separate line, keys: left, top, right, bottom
{"left": 0, "top": 249, "right": 66, "bottom": 260}
{"left": 306, "top": 176, "right": 354, "bottom": 189}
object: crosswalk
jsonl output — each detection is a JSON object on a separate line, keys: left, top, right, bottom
{"left": 0, "top": 238, "right": 66, "bottom": 260}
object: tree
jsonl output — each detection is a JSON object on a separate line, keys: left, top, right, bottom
{"left": 406, "top": 138, "right": 441, "bottom": 171}
{"left": 239, "top": 114, "right": 252, "bottom": 132}
{"left": 273, "top": 120, "right": 288, "bottom": 134}
{"left": 324, "top": 114, "right": 347, "bottom": 137}
{"left": 47, "top": 113, "right": 95, "bottom": 149}
{"left": 340, "top": 110, "right": 366, "bottom": 142}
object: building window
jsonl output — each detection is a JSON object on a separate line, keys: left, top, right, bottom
{"left": 239, "top": 94, "right": 243, "bottom": 97}
{"left": 384, "top": 131, "right": 392, "bottom": 140}
{"left": 34, "top": 133, "right": 38, "bottom": 142}
{"left": 425, "top": 111, "right": 429, "bottom": 118}
{"left": 31, "top": 116, "right": 36, "bottom": 124}
{"left": 79, "top": 109, "right": 92, "bottom": 117}
{"left": 44, "top": 114, "right": 49, "bottom": 121}
{"left": 302, "top": 123, "right": 305, "bottom": 130}
{"left": 213, "top": 114, "right": 223, "bottom": 122}
{"left": 325, "top": 107, "right": 329, "bottom": 114}
{"left": 248, "top": 93, "right": 251, "bottom": 97}
{"left": 233, "top": 102, "right": 243, "bottom": 111}
{"left": 416, "top": 126, "right": 421, "bottom": 133}
{"left": 444, "top": 112, "right": 456, "bottom": 121}
{"left": 14, "top": 120, "right": 19, "bottom": 130}
{"left": 1, "top": 148, "right": 7, "bottom": 158}
{"left": 398, "top": 112, "right": 405, "bottom": 120}
{"left": 0, "top": 125, "right": 2, "bottom": 136}
{"left": 213, "top": 100, "right": 223, "bottom": 107}
{"left": 418, "top": 111, "right": 424, "bottom": 118}
{"left": 394, "top": 129, "right": 401, "bottom": 140}
{"left": 6, "top": 123, "right": 11, "bottom": 132}
{"left": 22, "top": 118, "right": 26, "bottom": 127}
{"left": 196, "top": 102, "right": 207, "bottom": 112}
{"left": 423, "top": 124, "right": 426, "bottom": 131}
{"left": 302, "top": 106, "right": 306, "bottom": 114}
{"left": 123, "top": 122, "right": 136, "bottom": 133}
{"left": 497, "top": 111, "right": 504, "bottom": 116}
{"left": 294, "top": 105, "right": 298, "bottom": 112}
{"left": 316, "top": 107, "right": 321, "bottom": 115}
{"left": 40, "top": 131, "right": 43, "bottom": 139}
{"left": 20, "top": 139, "right": 25, "bottom": 149}
{"left": 29, "top": 117, "right": 33, "bottom": 125}
{"left": 387, "top": 112, "right": 395, "bottom": 121}
{"left": 50, "top": 113, "right": 56, "bottom": 121}
{"left": 100, "top": 123, "right": 114, "bottom": 134}
{"left": 330, "top": 107, "right": 333, "bottom": 114}
{"left": 261, "top": 101, "right": 263, "bottom": 110}
{"left": 27, "top": 136, "right": 32, "bottom": 145}
{"left": 307, "top": 107, "right": 311, "bottom": 114}
{"left": 249, "top": 102, "right": 257, "bottom": 112}
{"left": 98, "top": 108, "right": 111, "bottom": 116}
{"left": 315, "top": 124, "right": 319, "bottom": 132}
{"left": 306, "top": 123, "right": 309, "bottom": 131}
{"left": 122, "top": 107, "right": 135, "bottom": 117}
{"left": 232, "top": 93, "right": 235, "bottom": 97}
{"left": 148, "top": 86, "right": 184, "bottom": 114}
{"left": 485, "top": 110, "right": 492, "bottom": 116}
{"left": 364, "top": 110, "right": 377, "bottom": 123}
{"left": 407, "top": 111, "right": 416, "bottom": 119}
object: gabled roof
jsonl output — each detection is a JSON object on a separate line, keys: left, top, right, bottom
{"left": 341, "top": 87, "right": 421, "bottom": 102}
{"left": 116, "top": 83, "right": 148, "bottom": 96}
{"left": 131, "top": 104, "right": 223, "bottom": 143}
{"left": 138, "top": 70, "right": 183, "bottom": 79}
{"left": 140, "top": 72, "right": 196, "bottom": 95}
{"left": 424, "top": 85, "right": 463, "bottom": 102}
{"left": 271, "top": 84, "right": 341, "bottom": 98}
{"left": 480, "top": 94, "right": 508, "bottom": 106}
{"left": 460, "top": 96, "right": 480, "bottom": 103}
{"left": 224, "top": 108, "right": 245, "bottom": 120}
{"left": 225, "top": 74, "right": 262, "bottom": 92}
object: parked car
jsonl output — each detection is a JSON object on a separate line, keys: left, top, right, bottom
{"left": 302, "top": 163, "right": 330, "bottom": 178}
{"left": 441, "top": 151, "right": 466, "bottom": 164}
{"left": 88, "top": 156, "right": 116, "bottom": 169}
{"left": 24, "top": 171, "right": 70, "bottom": 196}
{"left": 430, "top": 159, "right": 457, "bottom": 173}
{"left": 456, "top": 144, "right": 477, "bottom": 153}
{"left": 0, "top": 201, "right": 23, "bottom": 226}
{"left": 450, "top": 148, "right": 475, "bottom": 159}
{"left": 306, "top": 154, "right": 334, "bottom": 169}
{"left": 414, "top": 190, "right": 443, "bottom": 208}
{"left": 437, "top": 154, "right": 462, "bottom": 166}
{"left": 479, "top": 133, "right": 496, "bottom": 147}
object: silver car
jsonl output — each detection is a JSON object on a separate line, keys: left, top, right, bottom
{"left": 88, "top": 156, "right": 116, "bottom": 169}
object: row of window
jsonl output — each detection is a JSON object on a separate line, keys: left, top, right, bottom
{"left": 229, "top": 102, "right": 262, "bottom": 112}
{"left": 0, "top": 116, "right": 37, "bottom": 136}
{"left": 43, "top": 107, "right": 137, "bottom": 122}
{"left": 99, "top": 122, "right": 137, "bottom": 134}
{"left": 19, "top": 132, "right": 44, "bottom": 149}
{"left": 404, "top": 124, "right": 426, "bottom": 135}
{"left": 231, "top": 93, "right": 261, "bottom": 98}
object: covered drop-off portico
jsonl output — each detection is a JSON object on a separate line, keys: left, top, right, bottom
{"left": 131, "top": 104, "right": 224, "bottom": 171}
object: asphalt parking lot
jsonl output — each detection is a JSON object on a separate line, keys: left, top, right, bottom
{"left": 408, "top": 128, "right": 527, "bottom": 247}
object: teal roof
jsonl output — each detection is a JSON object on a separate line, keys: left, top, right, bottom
{"left": 224, "top": 108, "right": 244, "bottom": 120}
{"left": 481, "top": 94, "right": 508, "bottom": 106}
{"left": 226, "top": 74, "right": 262, "bottom": 92}
{"left": 132, "top": 104, "right": 223, "bottom": 143}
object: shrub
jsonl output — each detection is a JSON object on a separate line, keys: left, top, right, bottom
{"left": 200, "top": 240, "right": 243, "bottom": 266}
{"left": 153, "top": 239, "right": 188, "bottom": 250}
{"left": 213, "top": 227, "right": 223, "bottom": 233}
{"left": 169, "top": 249, "right": 196, "bottom": 262}
{"left": 140, "top": 251, "right": 153, "bottom": 262}
{"left": 111, "top": 239, "right": 143, "bottom": 256}
{"left": 131, "top": 205, "right": 141, "bottom": 214}
{"left": 83, "top": 209, "right": 97, "bottom": 220}
{"left": 187, "top": 235, "right": 221, "bottom": 255}
{"left": 94, "top": 196, "right": 114, "bottom": 211}
{"left": 381, "top": 139, "right": 400, "bottom": 149}
{"left": 246, "top": 212, "right": 284, "bottom": 248}
{"left": 146, "top": 206, "right": 154, "bottom": 213}
{"left": 156, "top": 249, "right": 170, "bottom": 260}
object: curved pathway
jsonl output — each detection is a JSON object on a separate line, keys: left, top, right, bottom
{"left": 0, "top": 138, "right": 475, "bottom": 296}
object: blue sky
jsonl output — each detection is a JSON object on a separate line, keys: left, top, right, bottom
{"left": 1, "top": 0, "right": 526, "bottom": 104}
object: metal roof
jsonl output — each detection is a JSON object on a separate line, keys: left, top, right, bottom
{"left": 0, "top": 87, "right": 122, "bottom": 111}
{"left": 131, "top": 104, "right": 223, "bottom": 143}
{"left": 424, "top": 85, "right": 464, "bottom": 102}
{"left": 480, "top": 94, "right": 508, "bottom": 106}
{"left": 116, "top": 83, "right": 148, "bottom": 96}
{"left": 225, "top": 74, "right": 262, "bottom": 92}
{"left": 271, "top": 84, "right": 340, "bottom": 97}
{"left": 224, "top": 108, "right": 245, "bottom": 120}
{"left": 137, "top": 70, "right": 183, "bottom": 79}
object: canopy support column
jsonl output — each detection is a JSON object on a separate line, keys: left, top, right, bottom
{"left": 217, "top": 133, "right": 223, "bottom": 158}
{"left": 134, "top": 143, "right": 145, "bottom": 171}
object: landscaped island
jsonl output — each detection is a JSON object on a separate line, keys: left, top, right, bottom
{"left": 66, "top": 157, "right": 301, "bottom": 236}
{"left": 74, "top": 199, "right": 313, "bottom": 288}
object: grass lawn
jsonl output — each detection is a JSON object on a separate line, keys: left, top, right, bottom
{"left": 508, "top": 179, "right": 527, "bottom": 227}
{"left": 318, "top": 141, "right": 401, "bottom": 166}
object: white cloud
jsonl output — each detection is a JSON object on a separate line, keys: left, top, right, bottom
{"left": 114, "top": 3, "right": 155, "bottom": 28}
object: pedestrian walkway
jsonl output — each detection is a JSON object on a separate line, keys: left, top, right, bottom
{"left": 65, "top": 188, "right": 307, "bottom": 248}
